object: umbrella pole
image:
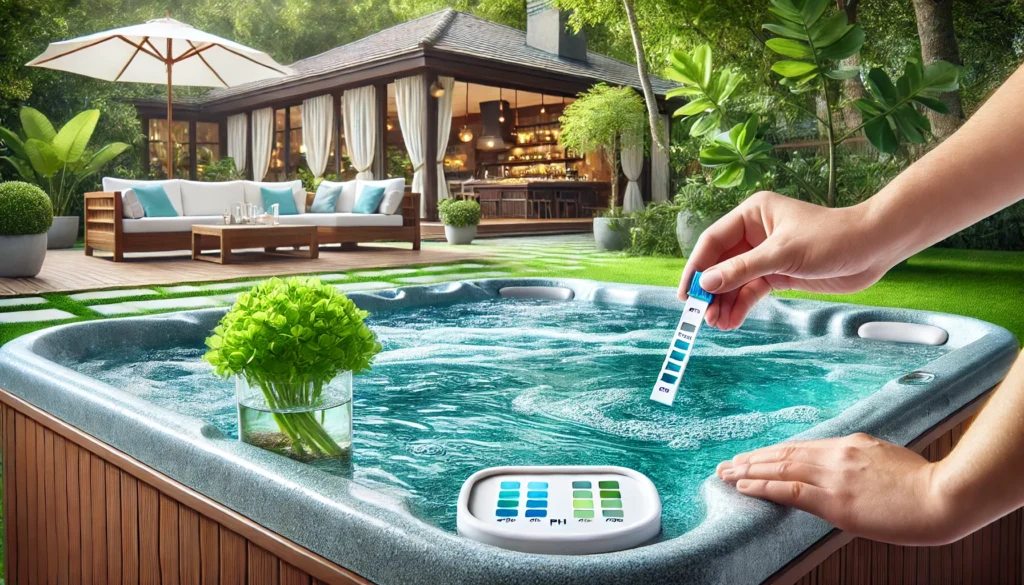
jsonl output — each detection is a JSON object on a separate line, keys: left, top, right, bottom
{"left": 166, "top": 38, "right": 173, "bottom": 179}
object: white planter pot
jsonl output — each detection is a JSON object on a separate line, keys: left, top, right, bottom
{"left": 0, "top": 233, "right": 47, "bottom": 277}
{"left": 593, "top": 217, "right": 634, "bottom": 251}
{"left": 444, "top": 225, "right": 478, "bottom": 245}
{"left": 676, "top": 211, "right": 722, "bottom": 257}
{"left": 47, "top": 216, "right": 79, "bottom": 249}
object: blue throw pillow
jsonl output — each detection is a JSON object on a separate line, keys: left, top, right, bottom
{"left": 132, "top": 184, "right": 178, "bottom": 218}
{"left": 353, "top": 186, "right": 386, "bottom": 214}
{"left": 261, "top": 187, "right": 299, "bottom": 215}
{"left": 310, "top": 183, "right": 344, "bottom": 214}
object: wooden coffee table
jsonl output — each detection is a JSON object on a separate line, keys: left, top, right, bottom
{"left": 191, "top": 224, "right": 319, "bottom": 264}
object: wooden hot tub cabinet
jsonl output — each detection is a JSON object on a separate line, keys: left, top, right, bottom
{"left": 1, "top": 384, "right": 1018, "bottom": 584}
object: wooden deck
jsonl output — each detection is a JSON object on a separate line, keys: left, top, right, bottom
{"left": 0, "top": 244, "right": 487, "bottom": 297}
{"left": 421, "top": 218, "right": 592, "bottom": 240}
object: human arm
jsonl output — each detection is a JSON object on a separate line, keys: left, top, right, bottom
{"left": 679, "top": 62, "right": 1024, "bottom": 329}
{"left": 716, "top": 351, "right": 1024, "bottom": 546}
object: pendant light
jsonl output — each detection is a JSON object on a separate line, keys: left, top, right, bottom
{"left": 498, "top": 88, "right": 505, "bottom": 123}
{"left": 458, "top": 82, "right": 474, "bottom": 143}
{"left": 539, "top": 94, "right": 546, "bottom": 115}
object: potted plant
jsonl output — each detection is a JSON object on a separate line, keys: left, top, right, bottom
{"left": 673, "top": 176, "right": 750, "bottom": 256}
{"left": 0, "top": 181, "right": 53, "bottom": 277}
{"left": 593, "top": 207, "right": 634, "bottom": 251}
{"left": 438, "top": 198, "right": 481, "bottom": 245}
{"left": 0, "top": 107, "right": 130, "bottom": 249}
{"left": 558, "top": 83, "right": 647, "bottom": 241}
{"left": 204, "top": 277, "right": 381, "bottom": 461}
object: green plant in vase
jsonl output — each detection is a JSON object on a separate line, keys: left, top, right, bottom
{"left": 204, "top": 277, "right": 381, "bottom": 460}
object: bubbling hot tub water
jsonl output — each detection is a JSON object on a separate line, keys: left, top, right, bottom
{"left": 68, "top": 297, "right": 948, "bottom": 539}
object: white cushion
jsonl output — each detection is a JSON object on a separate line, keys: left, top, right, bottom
{"left": 277, "top": 213, "right": 403, "bottom": 228}
{"left": 121, "top": 190, "right": 144, "bottom": 219}
{"left": 103, "top": 178, "right": 183, "bottom": 216}
{"left": 179, "top": 180, "right": 245, "bottom": 217}
{"left": 317, "top": 180, "right": 359, "bottom": 212}
{"left": 122, "top": 216, "right": 224, "bottom": 234}
{"left": 378, "top": 190, "right": 404, "bottom": 215}
{"left": 242, "top": 180, "right": 306, "bottom": 214}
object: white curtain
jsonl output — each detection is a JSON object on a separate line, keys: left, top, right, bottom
{"left": 343, "top": 85, "right": 376, "bottom": 180}
{"left": 251, "top": 108, "right": 274, "bottom": 181}
{"left": 227, "top": 114, "right": 247, "bottom": 173}
{"left": 435, "top": 76, "right": 455, "bottom": 204}
{"left": 651, "top": 114, "right": 670, "bottom": 203}
{"left": 620, "top": 134, "right": 644, "bottom": 213}
{"left": 395, "top": 75, "right": 427, "bottom": 215}
{"left": 302, "top": 94, "right": 334, "bottom": 178}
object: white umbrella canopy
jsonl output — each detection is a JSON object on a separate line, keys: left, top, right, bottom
{"left": 26, "top": 14, "right": 294, "bottom": 177}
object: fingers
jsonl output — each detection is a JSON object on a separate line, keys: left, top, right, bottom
{"left": 734, "top": 479, "right": 832, "bottom": 518}
{"left": 721, "top": 460, "right": 827, "bottom": 485}
{"left": 678, "top": 203, "right": 763, "bottom": 301}
{"left": 700, "top": 244, "right": 780, "bottom": 296}
{"left": 717, "top": 278, "right": 774, "bottom": 330}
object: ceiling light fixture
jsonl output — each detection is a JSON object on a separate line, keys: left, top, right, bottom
{"left": 540, "top": 94, "right": 546, "bottom": 115}
{"left": 458, "top": 82, "right": 474, "bottom": 143}
{"left": 498, "top": 88, "right": 505, "bottom": 123}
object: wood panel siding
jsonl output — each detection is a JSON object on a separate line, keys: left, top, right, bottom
{"left": 3, "top": 381, "right": 1020, "bottom": 584}
{"left": 0, "top": 389, "right": 370, "bottom": 585}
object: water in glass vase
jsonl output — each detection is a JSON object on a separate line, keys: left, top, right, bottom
{"left": 236, "top": 371, "right": 353, "bottom": 461}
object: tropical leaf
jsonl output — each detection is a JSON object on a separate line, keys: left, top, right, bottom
{"left": 698, "top": 117, "right": 775, "bottom": 190}
{"left": 0, "top": 156, "right": 36, "bottom": 182}
{"left": 20, "top": 107, "right": 57, "bottom": 143}
{"left": 853, "top": 60, "right": 960, "bottom": 153}
{"left": 668, "top": 45, "right": 743, "bottom": 138}
{"left": 0, "top": 126, "right": 26, "bottom": 159}
{"left": 79, "top": 142, "right": 131, "bottom": 176}
{"left": 52, "top": 109, "right": 100, "bottom": 164}
{"left": 824, "top": 68, "right": 861, "bottom": 80}
{"left": 763, "top": 4, "right": 864, "bottom": 93}
{"left": 23, "top": 138, "right": 60, "bottom": 177}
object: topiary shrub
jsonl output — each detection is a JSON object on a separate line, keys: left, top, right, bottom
{"left": 0, "top": 181, "right": 53, "bottom": 236}
{"left": 438, "top": 199, "right": 481, "bottom": 227}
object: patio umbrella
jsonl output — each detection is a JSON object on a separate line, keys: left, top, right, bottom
{"left": 26, "top": 13, "right": 293, "bottom": 179}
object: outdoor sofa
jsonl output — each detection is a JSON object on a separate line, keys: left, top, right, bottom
{"left": 84, "top": 178, "right": 420, "bottom": 261}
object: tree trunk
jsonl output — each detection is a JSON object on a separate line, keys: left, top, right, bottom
{"left": 622, "top": 0, "right": 666, "bottom": 155}
{"left": 911, "top": 0, "right": 965, "bottom": 140}
{"left": 837, "top": 0, "right": 866, "bottom": 130}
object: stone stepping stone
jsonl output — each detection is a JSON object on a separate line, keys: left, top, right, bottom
{"left": 0, "top": 296, "right": 47, "bottom": 308}
{"left": 91, "top": 296, "right": 227, "bottom": 316}
{"left": 334, "top": 282, "right": 395, "bottom": 293}
{"left": 70, "top": 288, "right": 158, "bottom": 302}
{"left": 350, "top": 268, "right": 418, "bottom": 278}
{"left": 0, "top": 308, "right": 76, "bottom": 324}
{"left": 310, "top": 273, "right": 349, "bottom": 281}
{"left": 418, "top": 263, "right": 489, "bottom": 272}
{"left": 164, "top": 280, "right": 269, "bottom": 294}
{"left": 395, "top": 271, "right": 510, "bottom": 285}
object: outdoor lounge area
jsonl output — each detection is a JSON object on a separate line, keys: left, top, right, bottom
{"left": 2, "top": 0, "right": 1024, "bottom": 584}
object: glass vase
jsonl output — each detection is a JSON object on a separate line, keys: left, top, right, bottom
{"left": 236, "top": 372, "right": 353, "bottom": 461}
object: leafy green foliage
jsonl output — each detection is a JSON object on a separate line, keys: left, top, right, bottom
{"left": 438, "top": 198, "right": 481, "bottom": 227}
{"left": 698, "top": 116, "right": 775, "bottom": 189}
{"left": 625, "top": 200, "right": 683, "bottom": 257}
{"left": 199, "top": 157, "right": 246, "bottom": 182}
{"left": 665, "top": 45, "right": 743, "bottom": 137}
{"left": 0, "top": 181, "right": 54, "bottom": 236}
{"left": 675, "top": 175, "right": 751, "bottom": 222}
{"left": 559, "top": 83, "right": 647, "bottom": 157}
{"left": 853, "top": 60, "right": 961, "bottom": 153}
{"left": 0, "top": 107, "right": 130, "bottom": 215}
{"left": 763, "top": 0, "right": 865, "bottom": 93}
{"left": 203, "top": 277, "right": 381, "bottom": 383}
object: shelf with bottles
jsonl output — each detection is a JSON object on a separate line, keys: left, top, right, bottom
{"left": 481, "top": 157, "right": 583, "bottom": 167}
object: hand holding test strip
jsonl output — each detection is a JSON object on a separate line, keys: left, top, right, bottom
{"left": 650, "top": 272, "right": 714, "bottom": 406}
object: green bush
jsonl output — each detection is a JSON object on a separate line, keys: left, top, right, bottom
{"left": 0, "top": 181, "right": 53, "bottom": 236}
{"left": 204, "top": 277, "right": 380, "bottom": 382}
{"left": 199, "top": 157, "right": 245, "bottom": 182}
{"left": 675, "top": 176, "right": 750, "bottom": 225}
{"left": 438, "top": 199, "right": 481, "bottom": 227}
{"left": 626, "top": 201, "right": 684, "bottom": 257}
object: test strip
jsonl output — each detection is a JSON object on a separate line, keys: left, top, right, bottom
{"left": 650, "top": 272, "right": 714, "bottom": 406}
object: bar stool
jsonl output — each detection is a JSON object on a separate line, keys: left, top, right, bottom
{"left": 556, "top": 191, "right": 580, "bottom": 218}
{"left": 529, "top": 195, "right": 553, "bottom": 219}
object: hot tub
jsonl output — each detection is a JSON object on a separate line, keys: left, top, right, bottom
{"left": 0, "top": 279, "right": 1017, "bottom": 584}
